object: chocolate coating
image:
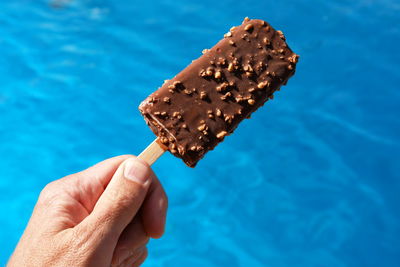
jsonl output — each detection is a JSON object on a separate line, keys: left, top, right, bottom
{"left": 139, "top": 18, "right": 299, "bottom": 167}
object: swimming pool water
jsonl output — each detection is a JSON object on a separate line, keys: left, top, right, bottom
{"left": 0, "top": 0, "right": 399, "bottom": 266}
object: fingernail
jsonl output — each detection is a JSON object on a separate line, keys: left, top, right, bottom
{"left": 124, "top": 158, "right": 150, "bottom": 186}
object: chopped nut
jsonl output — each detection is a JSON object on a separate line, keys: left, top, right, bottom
{"left": 276, "top": 30, "right": 285, "bottom": 40}
{"left": 163, "top": 97, "right": 170, "bottom": 103}
{"left": 197, "top": 124, "right": 206, "bottom": 131}
{"left": 243, "top": 64, "right": 252, "bottom": 72}
{"left": 244, "top": 24, "right": 254, "bottom": 32}
{"left": 243, "top": 17, "right": 250, "bottom": 23}
{"left": 199, "top": 69, "right": 206, "bottom": 77}
{"left": 257, "top": 81, "right": 270, "bottom": 89}
{"left": 160, "top": 137, "right": 169, "bottom": 144}
{"left": 177, "top": 145, "right": 185, "bottom": 155}
{"left": 263, "top": 37, "right": 270, "bottom": 45}
{"left": 206, "top": 67, "right": 214, "bottom": 76}
{"left": 200, "top": 91, "right": 208, "bottom": 100}
{"left": 217, "top": 57, "right": 226, "bottom": 66}
{"left": 216, "top": 82, "right": 229, "bottom": 92}
{"left": 172, "top": 111, "right": 182, "bottom": 119}
{"left": 229, "top": 40, "right": 235, "bottom": 46}
{"left": 228, "top": 63, "right": 234, "bottom": 72}
{"left": 173, "top": 81, "right": 182, "bottom": 87}
{"left": 154, "top": 111, "right": 160, "bottom": 115}
{"left": 182, "top": 124, "right": 187, "bottom": 129}
{"left": 196, "top": 146, "right": 203, "bottom": 152}
{"left": 288, "top": 64, "right": 293, "bottom": 70}
{"left": 232, "top": 57, "right": 239, "bottom": 65}
{"left": 245, "top": 72, "right": 253, "bottom": 78}
{"left": 214, "top": 71, "right": 222, "bottom": 79}
{"left": 224, "top": 31, "right": 232, "bottom": 38}
{"left": 184, "top": 89, "right": 192, "bottom": 95}
{"left": 216, "top": 131, "right": 228, "bottom": 139}
{"left": 216, "top": 108, "right": 222, "bottom": 117}
{"left": 248, "top": 99, "right": 256, "bottom": 105}
{"left": 248, "top": 87, "right": 256, "bottom": 93}
{"left": 202, "top": 49, "right": 210, "bottom": 54}
{"left": 190, "top": 145, "right": 197, "bottom": 151}
{"left": 235, "top": 95, "right": 245, "bottom": 103}
{"left": 230, "top": 26, "right": 236, "bottom": 32}
{"left": 168, "top": 89, "right": 175, "bottom": 93}
{"left": 221, "top": 92, "right": 232, "bottom": 101}
{"left": 256, "top": 62, "right": 264, "bottom": 71}
{"left": 288, "top": 54, "right": 299, "bottom": 63}
{"left": 161, "top": 111, "right": 167, "bottom": 116}
{"left": 224, "top": 114, "right": 234, "bottom": 123}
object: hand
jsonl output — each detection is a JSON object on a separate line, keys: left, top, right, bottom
{"left": 8, "top": 155, "right": 168, "bottom": 267}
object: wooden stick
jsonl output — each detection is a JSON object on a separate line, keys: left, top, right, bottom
{"left": 138, "top": 138, "right": 166, "bottom": 166}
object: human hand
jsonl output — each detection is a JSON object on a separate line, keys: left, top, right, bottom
{"left": 8, "top": 155, "right": 168, "bottom": 267}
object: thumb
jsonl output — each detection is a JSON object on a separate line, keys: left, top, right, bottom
{"left": 83, "top": 157, "right": 152, "bottom": 239}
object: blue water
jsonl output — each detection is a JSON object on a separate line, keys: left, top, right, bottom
{"left": 1, "top": 0, "right": 399, "bottom": 266}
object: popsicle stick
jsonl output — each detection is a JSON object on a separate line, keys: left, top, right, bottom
{"left": 138, "top": 138, "right": 166, "bottom": 165}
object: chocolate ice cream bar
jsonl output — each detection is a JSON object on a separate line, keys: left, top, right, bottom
{"left": 139, "top": 18, "right": 299, "bottom": 167}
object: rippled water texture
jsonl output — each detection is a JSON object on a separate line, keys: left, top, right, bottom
{"left": 1, "top": 0, "right": 399, "bottom": 266}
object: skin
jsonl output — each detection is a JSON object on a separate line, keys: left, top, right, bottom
{"left": 8, "top": 155, "right": 168, "bottom": 267}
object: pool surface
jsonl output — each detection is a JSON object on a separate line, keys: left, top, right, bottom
{"left": 1, "top": 0, "right": 399, "bottom": 266}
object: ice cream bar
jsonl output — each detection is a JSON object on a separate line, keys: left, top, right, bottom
{"left": 139, "top": 18, "right": 299, "bottom": 167}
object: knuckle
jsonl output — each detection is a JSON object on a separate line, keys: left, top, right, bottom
{"left": 38, "top": 181, "right": 59, "bottom": 204}
{"left": 135, "top": 248, "right": 148, "bottom": 267}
